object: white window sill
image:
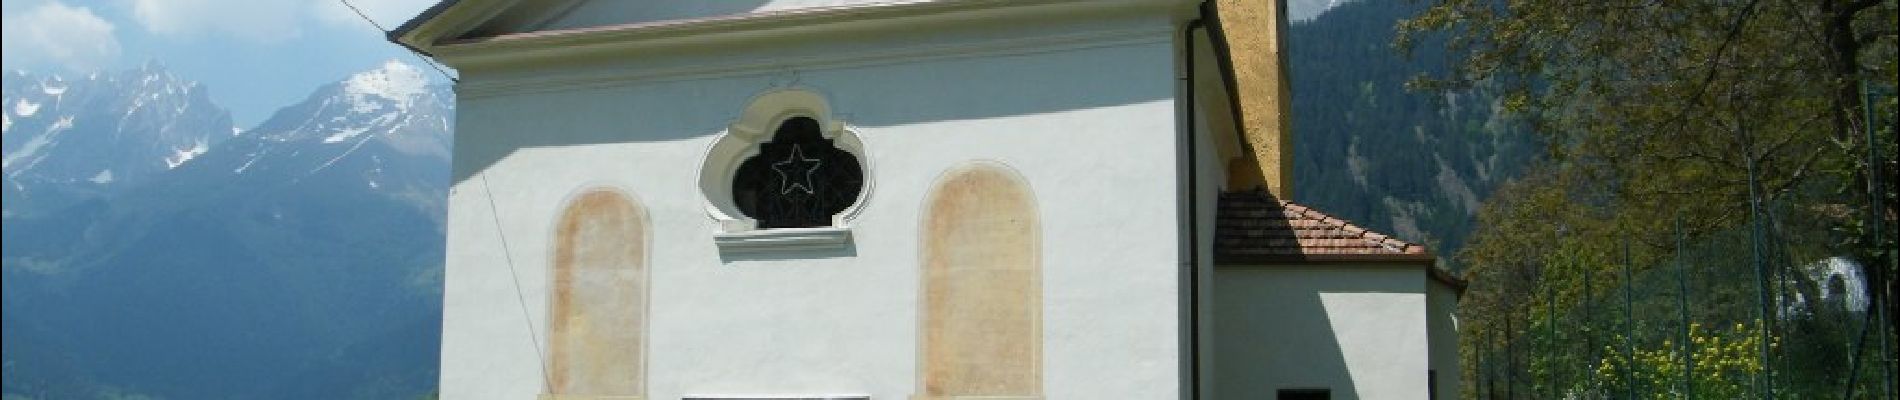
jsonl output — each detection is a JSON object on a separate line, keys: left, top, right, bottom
{"left": 713, "top": 226, "right": 853, "bottom": 253}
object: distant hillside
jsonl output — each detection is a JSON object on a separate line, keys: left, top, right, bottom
{"left": 1288, "top": 0, "right": 1535, "bottom": 265}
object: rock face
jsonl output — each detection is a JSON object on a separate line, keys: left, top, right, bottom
{"left": 2, "top": 63, "right": 236, "bottom": 217}
{"left": 1, "top": 61, "right": 452, "bottom": 400}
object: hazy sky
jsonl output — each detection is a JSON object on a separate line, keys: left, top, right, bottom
{"left": 0, "top": 0, "right": 443, "bottom": 127}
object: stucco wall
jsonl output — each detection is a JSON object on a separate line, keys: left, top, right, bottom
{"left": 1427, "top": 280, "right": 1460, "bottom": 400}
{"left": 439, "top": 11, "right": 1184, "bottom": 400}
{"left": 1211, "top": 265, "right": 1430, "bottom": 400}
{"left": 1186, "top": 43, "right": 1233, "bottom": 397}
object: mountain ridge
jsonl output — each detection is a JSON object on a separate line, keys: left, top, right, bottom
{"left": 2, "top": 63, "right": 237, "bottom": 220}
{"left": 2, "top": 60, "right": 450, "bottom": 400}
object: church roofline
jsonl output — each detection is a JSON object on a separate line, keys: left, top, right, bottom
{"left": 389, "top": 0, "right": 526, "bottom": 56}
{"left": 390, "top": 0, "right": 1188, "bottom": 58}
{"left": 442, "top": 0, "right": 1047, "bottom": 47}
{"left": 393, "top": 0, "right": 1189, "bottom": 72}
{"left": 388, "top": 0, "right": 460, "bottom": 44}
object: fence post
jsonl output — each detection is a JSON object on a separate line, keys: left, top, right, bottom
{"left": 1585, "top": 256, "right": 1596, "bottom": 394}
{"left": 1767, "top": 199, "right": 1794, "bottom": 395}
{"left": 1547, "top": 266, "right": 1558, "bottom": 398}
{"left": 1862, "top": 80, "right": 1895, "bottom": 400}
{"left": 1622, "top": 239, "right": 1636, "bottom": 400}
{"left": 1676, "top": 216, "right": 1696, "bottom": 400}
{"left": 1744, "top": 133, "right": 1776, "bottom": 400}
{"left": 1508, "top": 306, "right": 1517, "bottom": 400}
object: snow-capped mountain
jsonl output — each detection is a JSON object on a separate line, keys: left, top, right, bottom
{"left": 2, "top": 60, "right": 450, "bottom": 400}
{"left": 186, "top": 60, "right": 452, "bottom": 204}
{"left": 1, "top": 62, "right": 235, "bottom": 215}
{"left": 245, "top": 60, "right": 447, "bottom": 160}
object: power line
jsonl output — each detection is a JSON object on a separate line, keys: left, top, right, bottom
{"left": 480, "top": 172, "right": 554, "bottom": 393}
{"left": 336, "top": 0, "right": 458, "bottom": 83}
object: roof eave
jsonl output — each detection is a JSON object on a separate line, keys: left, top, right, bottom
{"left": 1429, "top": 264, "right": 1470, "bottom": 294}
{"left": 1214, "top": 253, "right": 1469, "bottom": 294}
{"left": 388, "top": 0, "right": 522, "bottom": 53}
{"left": 421, "top": 0, "right": 1183, "bottom": 71}
{"left": 388, "top": 0, "right": 458, "bottom": 45}
{"left": 1214, "top": 251, "right": 1437, "bottom": 266}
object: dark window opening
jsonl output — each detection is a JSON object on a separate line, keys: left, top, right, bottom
{"left": 1277, "top": 388, "right": 1330, "bottom": 400}
{"left": 731, "top": 117, "right": 864, "bottom": 229}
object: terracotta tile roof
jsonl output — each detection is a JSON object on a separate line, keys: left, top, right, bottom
{"left": 1214, "top": 189, "right": 1431, "bottom": 262}
{"left": 1215, "top": 189, "right": 1465, "bottom": 290}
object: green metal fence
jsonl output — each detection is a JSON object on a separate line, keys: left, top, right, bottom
{"left": 1462, "top": 80, "right": 1897, "bottom": 400}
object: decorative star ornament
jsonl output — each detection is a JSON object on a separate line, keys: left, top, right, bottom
{"left": 772, "top": 144, "right": 823, "bottom": 195}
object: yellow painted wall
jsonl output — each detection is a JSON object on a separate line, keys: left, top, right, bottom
{"left": 1212, "top": 0, "right": 1294, "bottom": 198}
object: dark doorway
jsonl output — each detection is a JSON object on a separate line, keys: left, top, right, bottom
{"left": 1277, "top": 388, "right": 1331, "bottom": 400}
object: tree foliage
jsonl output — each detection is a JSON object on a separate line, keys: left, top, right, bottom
{"left": 1398, "top": 0, "right": 1896, "bottom": 257}
{"left": 1396, "top": 0, "right": 1898, "bottom": 397}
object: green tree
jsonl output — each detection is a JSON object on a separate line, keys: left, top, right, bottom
{"left": 1396, "top": 0, "right": 1898, "bottom": 397}
{"left": 1395, "top": 0, "right": 1898, "bottom": 261}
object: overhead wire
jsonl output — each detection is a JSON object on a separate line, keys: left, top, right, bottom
{"left": 336, "top": 0, "right": 459, "bottom": 83}
{"left": 340, "top": 0, "right": 547, "bottom": 391}
{"left": 480, "top": 172, "right": 555, "bottom": 393}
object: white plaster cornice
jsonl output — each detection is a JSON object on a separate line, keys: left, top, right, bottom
{"left": 452, "top": 24, "right": 1171, "bottom": 99}
{"left": 433, "top": 0, "right": 1178, "bottom": 80}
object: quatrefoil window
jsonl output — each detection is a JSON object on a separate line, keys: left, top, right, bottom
{"left": 730, "top": 116, "right": 865, "bottom": 229}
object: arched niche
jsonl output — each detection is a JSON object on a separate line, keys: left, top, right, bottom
{"left": 917, "top": 161, "right": 1042, "bottom": 400}
{"left": 698, "top": 88, "right": 872, "bottom": 235}
{"left": 547, "top": 188, "right": 648, "bottom": 399}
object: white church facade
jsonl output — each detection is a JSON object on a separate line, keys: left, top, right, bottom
{"left": 393, "top": 1, "right": 1463, "bottom": 399}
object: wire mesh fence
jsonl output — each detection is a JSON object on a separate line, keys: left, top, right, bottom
{"left": 1464, "top": 192, "right": 1896, "bottom": 399}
